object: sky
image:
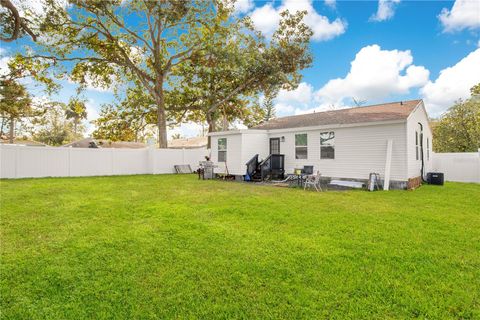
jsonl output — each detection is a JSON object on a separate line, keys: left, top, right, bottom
{"left": 1, "top": 0, "right": 480, "bottom": 138}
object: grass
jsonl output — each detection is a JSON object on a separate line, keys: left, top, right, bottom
{"left": 1, "top": 175, "right": 479, "bottom": 319}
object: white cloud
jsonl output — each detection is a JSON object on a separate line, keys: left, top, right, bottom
{"left": 233, "top": 0, "right": 254, "bottom": 14}
{"left": 0, "top": 56, "right": 12, "bottom": 77}
{"left": 250, "top": 3, "right": 280, "bottom": 36}
{"left": 325, "top": 0, "right": 336, "bottom": 9}
{"left": 370, "top": 0, "right": 401, "bottom": 22}
{"left": 438, "top": 0, "right": 480, "bottom": 32}
{"left": 85, "top": 99, "right": 100, "bottom": 134}
{"left": 294, "top": 102, "right": 339, "bottom": 115}
{"left": 250, "top": 0, "right": 347, "bottom": 41}
{"left": 168, "top": 122, "right": 205, "bottom": 139}
{"left": 272, "top": 82, "right": 315, "bottom": 116}
{"left": 0, "top": 47, "right": 7, "bottom": 56}
{"left": 421, "top": 49, "right": 480, "bottom": 116}
{"left": 315, "top": 44, "right": 429, "bottom": 105}
{"left": 277, "top": 82, "right": 314, "bottom": 104}
{"left": 274, "top": 103, "right": 296, "bottom": 116}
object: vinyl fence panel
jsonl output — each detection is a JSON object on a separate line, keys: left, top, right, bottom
{"left": 432, "top": 151, "right": 480, "bottom": 183}
{"left": 0, "top": 145, "right": 209, "bottom": 179}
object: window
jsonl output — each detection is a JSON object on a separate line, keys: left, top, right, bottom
{"left": 415, "top": 131, "right": 419, "bottom": 160}
{"left": 295, "top": 134, "right": 308, "bottom": 159}
{"left": 320, "top": 131, "right": 335, "bottom": 159}
{"left": 218, "top": 138, "right": 227, "bottom": 162}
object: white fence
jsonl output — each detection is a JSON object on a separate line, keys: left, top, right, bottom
{"left": 432, "top": 151, "right": 480, "bottom": 183}
{"left": 0, "top": 145, "right": 209, "bottom": 179}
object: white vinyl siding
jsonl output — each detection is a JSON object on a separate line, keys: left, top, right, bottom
{"left": 427, "top": 138, "right": 430, "bottom": 161}
{"left": 211, "top": 134, "right": 242, "bottom": 175}
{"left": 269, "top": 123, "right": 408, "bottom": 181}
{"left": 211, "top": 131, "right": 269, "bottom": 176}
{"left": 406, "top": 102, "right": 433, "bottom": 178}
{"left": 210, "top": 107, "right": 435, "bottom": 182}
{"left": 241, "top": 132, "right": 269, "bottom": 172}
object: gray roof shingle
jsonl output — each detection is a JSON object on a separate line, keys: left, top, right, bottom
{"left": 253, "top": 99, "right": 422, "bottom": 130}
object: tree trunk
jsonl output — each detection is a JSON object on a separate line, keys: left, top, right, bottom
{"left": 157, "top": 107, "right": 168, "bottom": 148}
{"left": 206, "top": 112, "right": 216, "bottom": 149}
{"left": 9, "top": 117, "right": 14, "bottom": 143}
{"left": 155, "top": 83, "right": 168, "bottom": 148}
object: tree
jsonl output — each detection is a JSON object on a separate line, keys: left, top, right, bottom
{"left": 262, "top": 89, "right": 277, "bottom": 122}
{"left": 0, "top": 79, "right": 32, "bottom": 143}
{"left": 92, "top": 85, "right": 157, "bottom": 142}
{"left": 432, "top": 84, "right": 480, "bottom": 152}
{"left": 13, "top": 0, "right": 231, "bottom": 147}
{"left": 0, "top": 0, "right": 37, "bottom": 42}
{"left": 470, "top": 83, "right": 480, "bottom": 96}
{"left": 170, "top": 9, "right": 312, "bottom": 147}
{"left": 65, "top": 97, "right": 87, "bottom": 135}
{"left": 29, "top": 102, "right": 82, "bottom": 146}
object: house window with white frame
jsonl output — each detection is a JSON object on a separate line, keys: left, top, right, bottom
{"left": 218, "top": 138, "right": 227, "bottom": 162}
{"left": 295, "top": 134, "right": 308, "bottom": 159}
{"left": 320, "top": 131, "right": 335, "bottom": 159}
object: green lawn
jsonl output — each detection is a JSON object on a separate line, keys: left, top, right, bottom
{"left": 1, "top": 175, "right": 479, "bottom": 319}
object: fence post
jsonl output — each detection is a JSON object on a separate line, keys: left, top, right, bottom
{"left": 478, "top": 149, "right": 480, "bottom": 183}
{"left": 14, "top": 145, "right": 18, "bottom": 178}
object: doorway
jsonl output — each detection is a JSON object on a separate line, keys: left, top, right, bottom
{"left": 270, "top": 138, "right": 280, "bottom": 155}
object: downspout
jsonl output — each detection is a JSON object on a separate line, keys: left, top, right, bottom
{"left": 418, "top": 122, "right": 425, "bottom": 182}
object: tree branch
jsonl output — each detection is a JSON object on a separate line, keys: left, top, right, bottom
{"left": 0, "top": 0, "right": 37, "bottom": 42}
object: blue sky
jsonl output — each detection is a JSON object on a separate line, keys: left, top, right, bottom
{"left": 1, "top": 0, "right": 479, "bottom": 138}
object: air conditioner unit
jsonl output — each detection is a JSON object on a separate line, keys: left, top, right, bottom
{"left": 427, "top": 172, "right": 444, "bottom": 185}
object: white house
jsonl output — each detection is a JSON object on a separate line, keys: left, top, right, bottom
{"left": 209, "top": 99, "right": 433, "bottom": 189}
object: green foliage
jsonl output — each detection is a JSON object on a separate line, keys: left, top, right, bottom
{"left": 92, "top": 86, "right": 157, "bottom": 142}
{"left": 15, "top": 0, "right": 230, "bottom": 147}
{"left": 262, "top": 89, "right": 277, "bottom": 122}
{"left": 1, "top": 175, "right": 479, "bottom": 318}
{"left": 15, "top": 1, "right": 313, "bottom": 147}
{"left": 65, "top": 97, "right": 87, "bottom": 135}
{"left": 0, "top": 0, "right": 38, "bottom": 42}
{"left": 0, "top": 79, "right": 32, "bottom": 141}
{"left": 170, "top": 9, "right": 311, "bottom": 141}
{"left": 433, "top": 84, "right": 480, "bottom": 152}
{"left": 29, "top": 102, "right": 84, "bottom": 146}
{"left": 470, "top": 83, "right": 480, "bottom": 96}
{"left": 0, "top": 79, "right": 32, "bottom": 118}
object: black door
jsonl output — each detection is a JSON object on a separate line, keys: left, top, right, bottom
{"left": 270, "top": 138, "right": 280, "bottom": 155}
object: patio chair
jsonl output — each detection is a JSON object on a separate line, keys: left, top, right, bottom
{"left": 304, "top": 171, "right": 322, "bottom": 192}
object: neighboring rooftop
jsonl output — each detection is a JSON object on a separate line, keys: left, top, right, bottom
{"left": 168, "top": 136, "right": 207, "bottom": 149}
{"left": 253, "top": 99, "right": 422, "bottom": 130}
{"left": 0, "top": 138, "right": 47, "bottom": 146}
{"left": 63, "top": 138, "right": 147, "bottom": 149}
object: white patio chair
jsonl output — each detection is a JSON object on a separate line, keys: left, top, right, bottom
{"left": 304, "top": 172, "right": 322, "bottom": 191}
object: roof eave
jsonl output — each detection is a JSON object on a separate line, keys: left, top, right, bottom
{"left": 261, "top": 119, "right": 408, "bottom": 133}
{"left": 208, "top": 129, "right": 268, "bottom": 136}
